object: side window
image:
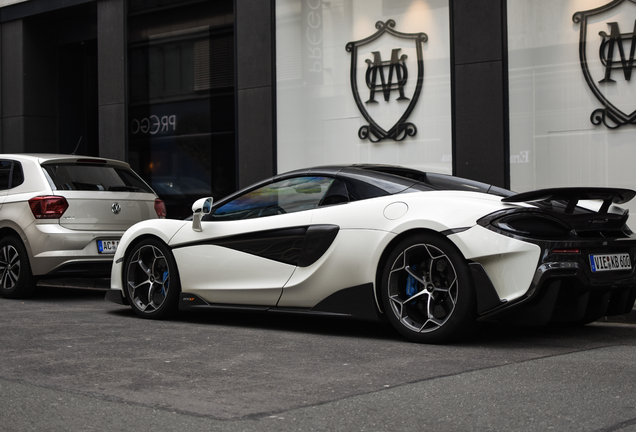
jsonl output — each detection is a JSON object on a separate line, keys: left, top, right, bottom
{"left": 0, "top": 161, "right": 23, "bottom": 190}
{"left": 11, "top": 162, "right": 24, "bottom": 188}
{"left": 210, "top": 176, "right": 334, "bottom": 221}
{"left": 315, "top": 177, "right": 389, "bottom": 206}
{"left": 341, "top": 177, "right": 390, "bottom": 201}
{"left": 318, "top": 179, "right": 349, "bottom": 206}
{"left": 0, "top": 161, "right": 12, "bottom": 190}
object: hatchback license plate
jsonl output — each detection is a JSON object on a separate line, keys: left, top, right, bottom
{"left": 98, "top": 240, "right": 119, "bottom": 254}
{"left": 589, "top": 253, "right": 632, "bottom": 272}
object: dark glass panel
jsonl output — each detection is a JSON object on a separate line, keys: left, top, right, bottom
{"left": 0, "top": 161, "right": 12, "bottom": 190}
{"left": 128, "top": 1, "right": 235, "bottom": 219}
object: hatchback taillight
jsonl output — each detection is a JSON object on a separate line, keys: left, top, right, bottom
{"left": 28, "top": 196, "right": 69, "bottom": 219}
{"left": 154, "top": 198, "right": 166, "bottom": 219}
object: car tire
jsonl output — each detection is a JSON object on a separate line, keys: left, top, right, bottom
{"left": 380, "top": 233, "right": 477, "bottom": 344}
{"left": 124, "top": 238, "right": 181, "bottom": 319}
{"left": 0, "top": 235, "right": 35, "bottom": 299}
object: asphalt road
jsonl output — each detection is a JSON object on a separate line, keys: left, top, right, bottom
{"left": 1, "top": 285, "right": 636, "bottom": 432}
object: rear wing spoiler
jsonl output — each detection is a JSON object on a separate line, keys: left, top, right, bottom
{"left": 501, "top": 187, "right": 636, "bottom": 214}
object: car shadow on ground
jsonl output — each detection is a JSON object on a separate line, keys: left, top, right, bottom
{"left": 23, "top": 285, "right": 108, "bottom": 301}
{"left": 110, "top": 304, "right": 403, "bottom": 342}
{"left": 106, "top": 298, "right": 636, "bottom": 346}
{"left": 25, "top": 285, "right": 636, "bottom": 346}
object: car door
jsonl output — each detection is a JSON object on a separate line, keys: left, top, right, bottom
{"left": 168, "top": 176, "right": 335, "bottom": 306}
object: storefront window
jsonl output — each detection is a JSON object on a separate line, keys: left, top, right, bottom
{"left": 508, "top": 0, "right": 636, "bottom": 212}
{"left": 128, "top": 0, "right": 235, "bottom": 219}
{"left": 275, "top": 0, "right": 452, "bottom": 174}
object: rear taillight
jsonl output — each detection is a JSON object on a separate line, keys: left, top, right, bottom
{"left": 28, "top": 196, "right": 69, "bottom": 219}
{"left": 154, "top": 198, "right": 166, "bottom": 219}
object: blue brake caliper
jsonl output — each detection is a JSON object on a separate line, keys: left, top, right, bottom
{"left": 406, "top": 265, "right": 418, "bottom": 297}
{"left": 162, "top": 270, "right": 169, "bottom": 296}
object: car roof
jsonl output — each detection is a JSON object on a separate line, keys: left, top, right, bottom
{"left": 277, "top": 164, "right": 513, "bottom": 197}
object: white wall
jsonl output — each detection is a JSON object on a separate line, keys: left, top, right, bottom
{"left": 275, "top": 0, "right": 452, "bottom": 175}
{"left": 508, "top": 0, "right": 636, "bottom": 212}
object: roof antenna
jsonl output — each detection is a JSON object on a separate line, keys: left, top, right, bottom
{"left": 71, "top": 136, "right": 82, "bottom": 155}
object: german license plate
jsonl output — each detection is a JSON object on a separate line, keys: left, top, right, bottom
{"left": 98, "top": 240, "right": 119, "bottom": 254}
{"left": 589, "top": 253, "right": 632, "bottom": 272}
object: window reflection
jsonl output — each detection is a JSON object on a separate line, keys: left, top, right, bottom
{"left": 127, "top": 1, "right": 235, "bottom": 219}
{"left": 211, "top": 177, "right": 335, "bottom": 221}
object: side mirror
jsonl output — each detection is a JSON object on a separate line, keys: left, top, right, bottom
{"left": 192, "top": 197, "right": 213, "bottom": 232}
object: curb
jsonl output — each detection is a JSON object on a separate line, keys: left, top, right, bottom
{"left": 600, "top": 308, "right": 636, "bottom": 324}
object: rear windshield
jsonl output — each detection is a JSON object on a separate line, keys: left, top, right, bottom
{"left": 42, "top": 163, "right": 154, "bottom": 193}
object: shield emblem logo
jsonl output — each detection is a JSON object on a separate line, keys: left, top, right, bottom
{"left": 346, "top": 20, "right": 427, "bottom": 142}
{"left": 574, "top": 0, "right": 636, "bottom": 128}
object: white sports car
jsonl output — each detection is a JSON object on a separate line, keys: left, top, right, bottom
{"left": 106, "top": 165, "right": 636, "bottom": 343}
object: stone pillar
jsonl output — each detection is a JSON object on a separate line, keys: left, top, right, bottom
{"left": 451, "top": 0, "right": 509, "bottom": 188}
{"left": 97, "top": 0, "right": 127, "bottom": 161}
{"left": 1, "top": 17, "right": 57, "bottom": 153}
{"left": 0, "top": 19, "right": 23, "bottom": 153}
{"left": 235, "top": 0, "right": 276, "bottom": 187}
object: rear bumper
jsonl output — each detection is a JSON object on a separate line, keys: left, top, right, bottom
{"left": 25, "top": 222, "right": 123, "bottom": 276}
{"left": 480, "top": 241, "right": 636, "bottom": 324}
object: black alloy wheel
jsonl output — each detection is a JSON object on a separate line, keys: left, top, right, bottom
{"left": 380, "top": 233, "right": 477, "bottom": 343}
{"left": 0, "top": 235, "right": 35, "bottom": 299}
{"left": 124, "top": 238, "right": 181, "bottom": 319}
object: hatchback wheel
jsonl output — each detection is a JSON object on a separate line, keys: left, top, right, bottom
{"left": 0, "top": 235, "right": 35, "bottom": 299}
{"left": 124, "top": 238, "right": 180, "bottom": 319}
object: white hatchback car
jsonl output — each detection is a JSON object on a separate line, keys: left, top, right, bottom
{"left": 0, "top": 154, "right": 165, "bottom": 299}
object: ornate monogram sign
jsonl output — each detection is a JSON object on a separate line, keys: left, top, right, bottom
{"left": 574, "top": 0, "right": 636, "bottom": 128}
{"left": 346, "top": 20, "right": 427, "bottom": 142}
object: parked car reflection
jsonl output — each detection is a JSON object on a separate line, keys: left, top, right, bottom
{"left": 151, "top": 176, "right": 212, "bottom": 219}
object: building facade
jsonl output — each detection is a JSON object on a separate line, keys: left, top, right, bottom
{"left": 0, "top": 0, "right": 634, "bottom": 217}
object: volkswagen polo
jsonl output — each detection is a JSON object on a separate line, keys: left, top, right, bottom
{"left": 0, "top": 154, "right": 165, "bottom": 299}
